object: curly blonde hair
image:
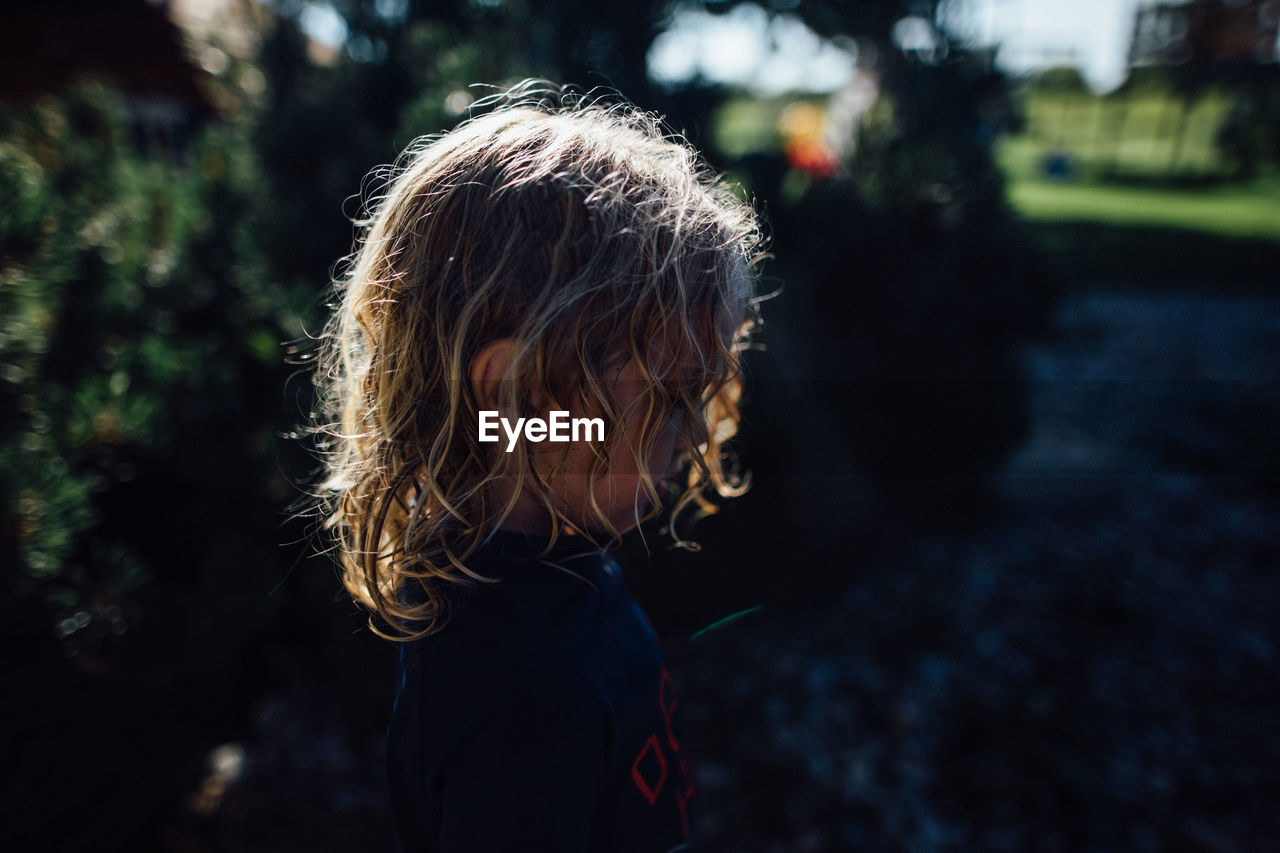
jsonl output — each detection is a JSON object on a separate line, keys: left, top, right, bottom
{"left": 310, "top": 81, "right": 767, "bottom": 640}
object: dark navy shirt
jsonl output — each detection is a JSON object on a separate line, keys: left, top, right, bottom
{"left": 386, "top": 531, "right": 696, "bottom": 852}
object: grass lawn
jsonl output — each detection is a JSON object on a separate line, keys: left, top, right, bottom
{"left": 1003, "top": 169, "right": 1280, "bottom": 243}
{"left": 999, "top": 88, "right": 1280, "bottom": 245}
{"left": 999, "top": 88, "right": 1280, "bottom": 285}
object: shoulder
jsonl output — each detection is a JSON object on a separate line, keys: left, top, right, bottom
{"left": 402, "top": 571, "right": 619, "bottom": 707}
{"left": 426, "top": 612, "right": 617, "bottom": 782}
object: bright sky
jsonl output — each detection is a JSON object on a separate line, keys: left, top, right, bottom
{"left": 649, "top": 0, "right": 1149, "bottom": 95}
{"left": 297, "top": 2, "right": 348, "bottom": 47}
{"left": 648, "top": 3, "right": 858, "bottom": 96}
{"left": 938, "top": 0, "right": 1146, "bottom": 92}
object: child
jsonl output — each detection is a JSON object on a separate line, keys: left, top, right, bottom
{"left": 311, "top": 81, "right": 766, "bottom": 852}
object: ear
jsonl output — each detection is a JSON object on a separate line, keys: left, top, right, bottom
{"left": 469, "top": 338, "right": 518, "bottom": 412}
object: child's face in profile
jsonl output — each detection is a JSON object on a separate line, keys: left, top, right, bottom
{"left": 542, "top": 358, "right": 705, "bottom": 536}
{"left": 475, "top": 338, "right": 711, "bottom": 538}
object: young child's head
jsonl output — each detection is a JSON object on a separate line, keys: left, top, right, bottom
{"left": 313, "top": 81, "right": 767, "bottom": 638}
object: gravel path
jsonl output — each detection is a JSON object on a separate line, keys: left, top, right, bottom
{"left": 681, "top": 291, "right": 1280, "bottom": 852}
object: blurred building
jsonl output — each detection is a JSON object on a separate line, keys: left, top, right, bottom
{"left": 1129, "top": 0, "right": 1280, "bottom": 66}
{"left": 0, "top": 0, "right": 215, "bottom": 159}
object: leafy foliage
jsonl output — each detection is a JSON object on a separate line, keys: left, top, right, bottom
{"left": 0, "top": 83, "right": 301, "bottom": 659}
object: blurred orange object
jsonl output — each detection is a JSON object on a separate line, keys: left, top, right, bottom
{"left": 779, "top": 101, "right": 839, "bottom": 178}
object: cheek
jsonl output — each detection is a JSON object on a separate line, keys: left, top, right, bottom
{"left": 597, "top": 419, "right": 670, "bottom": 492}
{"left": 639, "top": 417, "right": 682, "bottom": 476}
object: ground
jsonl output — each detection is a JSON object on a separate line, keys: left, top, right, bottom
{"left": 677, "top": 288, "right": 1280, "bottom": 851}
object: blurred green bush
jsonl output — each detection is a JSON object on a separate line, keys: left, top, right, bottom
{"left": 0, "top": 82, "right": 304, "bottom": 662}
